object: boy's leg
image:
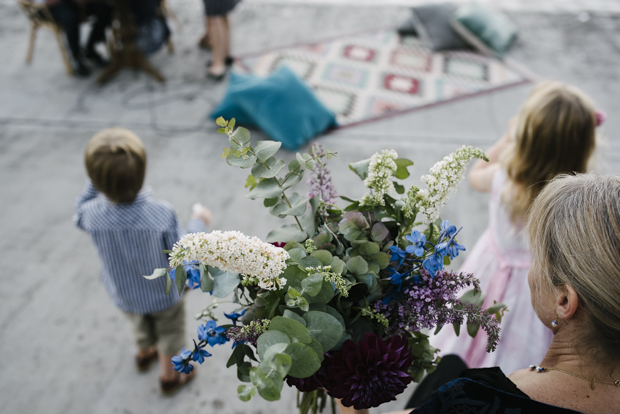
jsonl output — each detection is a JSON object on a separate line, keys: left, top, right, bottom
{"left": 152, "top": 299, "right": 188, "bottom": 381}
{"left": 123, "top": 311, "right": 158, "bottom": 371}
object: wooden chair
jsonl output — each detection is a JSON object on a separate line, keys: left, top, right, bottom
{"left": 18, "top": 0, "right": 74, "bottom": 76}
{"left": 159, "top": 0, "right": 181, "bottom": 54}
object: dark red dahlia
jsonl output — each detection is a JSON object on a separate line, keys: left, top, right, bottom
{"left": 324, "top": 333, "right": 413, "bottom": 410}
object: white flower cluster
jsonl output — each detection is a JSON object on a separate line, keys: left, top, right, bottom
{"left": 169, "top": 231, "right": 289, "bottom": 291}
{"left": 405, "top": 146, "right": 488, "bottom": 224}
{"left": 360, "top": 149, "right": 399, "bottom": 206}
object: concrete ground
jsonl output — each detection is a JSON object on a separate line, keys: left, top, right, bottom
{"left": 1, "top": 1, "right": 619, "bottom": 413}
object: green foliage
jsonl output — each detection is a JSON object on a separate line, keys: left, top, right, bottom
{"left": 174, "top": 265, "right": 187, "bottom": 295}
{"left": 210, "top": 266, "right": 241, "bottom": 297}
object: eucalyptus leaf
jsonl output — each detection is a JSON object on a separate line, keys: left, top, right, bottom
{"left": 370, "top": 252, "right": 391, "bottom": 269}
{"left": 269, "top": 316, "right": 312, "bottom": 344}
{"left": 266, "top": 224, "right": 308, "bottom": 243}
{"left": 459, "top": 289, "right": 486, "bottom": 307}
{"left": 283, "top": 310, "right": 307, "bottom": 326}
{"left": 252, "top": 157, "right": 286, "bottom": 179}
{"left": 287, "top": 247, "right": 307, "bottom": 264}
{"left": 247, "top": 178, "right": 283, "bottom": 200}
{"left": 199, "top": 265, "right": 214, "bottom": 292}
{"left": 237, "top": 384, "right": 255, "bottom": 402}
{"left": 264, "top": 197, "right": 279, "bottom": 207}
{"left": 165, "top": 272, "right": 172, "bottom": 295}
{"left": 311, "top": 250, "right": 333, "bottom": 266}
{"left": 349, "top": 158, "right": 371, "bottom": 180}
{"left": 359, "top": 241, "right": 380, "bottom": 257}
{"left": 395, "top": 158, "right": 414, "bottom": 179}
{"left": 254, "top": 141, "right": 282, "bottom": 163}
{"left": 281, "top": 171, "right": 304, "bottom": 191}
{"left": 283, "top": 342, "right": 321, "bottom": 378}
{"left": 467, "top": 323, "right": 480, "bottom": 337}
{"left": 299, "top": 256, "right": 322, "bottom": 269}
{"left": 227, "top": 153, "right": 257, "bottom": 168}
{"left": 143, "top": 268, "right": 167, "bottom": 280}
{"left": 301, "top": 273, "right": 323, "bottom": 296}
{"left": 300, "top": 196, "right": 320, "bottom": 235}
{"left": 329, "top": 257, "right": 345, "bottom": 274}
{"left": 280, "top": 195, "right": 308, "bottom": 217}
{"left": 307, "top": 339, "right": 324, "bottom": 362}
{"left": 174, "top": 265, "right": 187, "bottom": 295}
{"left": 303, "top": 311, "right": 344, "bottom": 352}
{"left": 346, "top": 256, "right": 369, "bottom": 276}
{"left": 304, "top": 281, "right": 334, "bottom": 305}
{"left": 257, "top": 331, "right": 291, "bottom": 360}
{"left": 250, "top": 367, "right": 280, "bottom": 401}
{"left": 232, "top": 126, "right": 251, "bottom": 145}
{"left": 210, "top": 266, "right": 241, "bottom": 297}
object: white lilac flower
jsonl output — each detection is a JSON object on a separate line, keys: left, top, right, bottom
{"left": 169, "top": 231, "right": 289, "bottom": 291}
{"left": 405, "top": 146, "right": 488, "bottom": 224}
{"left": 360, "top": 149, "right": 399, "bottom": 207}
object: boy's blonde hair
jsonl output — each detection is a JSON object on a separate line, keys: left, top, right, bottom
{"left": 85, "top": 128, "right": 147, "bottom": 203}
{"left": 501, "top": 81, "right": 597, "bottom": 222}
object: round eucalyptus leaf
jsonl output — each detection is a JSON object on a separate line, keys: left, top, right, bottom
{"left": 269, "top": 316, "right": 312, "bottom": 344}
{"left": 283, "top": 342, "right": 321, "bottom": 378}
{"left": 257, "top": 331, "right": 290, "bottom": 360}
{"left": 303, "top": 311, "right": 344, "bottom": 352}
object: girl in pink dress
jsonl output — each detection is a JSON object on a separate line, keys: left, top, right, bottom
{"left": 431, "top": 81, "right": 601, "bottom": 375}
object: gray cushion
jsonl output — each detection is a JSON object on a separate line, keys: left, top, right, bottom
{"left": 410, "top": 3, "right": 470, "bottom": 51}
{"left": 451, "top": 3, "right": 518, "bottom": 58}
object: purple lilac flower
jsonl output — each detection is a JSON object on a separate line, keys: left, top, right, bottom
{"left": 307, "top": 143, "right": 338, "bottom": 206}
{"left": 374, "top": 270, "right": 501, "bottom": 352}
{"left": 323, "top": 333, "right": 413, "bottom": 410}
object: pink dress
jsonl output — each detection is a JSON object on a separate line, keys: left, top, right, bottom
{"left": 431, "top": 169, "right": 553, "bottom": 374}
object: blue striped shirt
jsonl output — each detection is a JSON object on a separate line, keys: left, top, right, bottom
{"left": 74, "top": 181, "right": 207, "bottom": 314}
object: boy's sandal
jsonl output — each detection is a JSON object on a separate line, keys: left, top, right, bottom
{"left": 160, "top": 369, "right": 196, "bottom": 396}
{"left": 135, "top": 348, "right": 158, "bottom": 372}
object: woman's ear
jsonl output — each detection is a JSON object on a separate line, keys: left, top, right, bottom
{"left": 556, "top": 284, "right": 580, "bottom": 320}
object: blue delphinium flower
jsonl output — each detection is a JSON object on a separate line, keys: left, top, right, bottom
{"left": 171, "top": 347, "right": 194, "bottom": 374}
{"left": 405, "top": 230, "right": 426, "bottom": 257}
{"left": 440, "top": 220, "right": 457, "bottom": 238}
{"left": 224, "top": 309, "right": 246, "bottom": 326}
{"left": 197, "top": 320, "right": 228, "bottom": 346}
{"left": 437, "top": 239, "right": 465, "bottom": 260}
{"left": 186, "top": 266, "right": 201, "bottom": 289}
{"left": 389, "top": 246, "right": 407, "bottom": 267}
{"left": 385, "top": 267, "right": 408, "bottom": 289}
{"left": 423, "top": 253, "right": 443, "bottom": 277}
{"left": 192, "top": 345, "right": 212, "bottom": 364}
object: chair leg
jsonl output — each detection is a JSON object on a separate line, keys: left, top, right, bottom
{"left": 53, "top": 28, "right": 73, "bottom": 76}
{"left": 26, "top": 24, "right": 37, "bottom": 64}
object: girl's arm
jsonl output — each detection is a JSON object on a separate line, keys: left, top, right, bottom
{"left": 469, "top": 119, "right": 516, "bottom": 192}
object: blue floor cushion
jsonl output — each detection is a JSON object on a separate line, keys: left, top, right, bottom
{"left": 210, "top": 66, "right": 337, "bottom": 150}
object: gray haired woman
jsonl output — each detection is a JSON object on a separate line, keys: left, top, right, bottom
{"left": 378, "top": 173, "right": 620, "bottom": 414}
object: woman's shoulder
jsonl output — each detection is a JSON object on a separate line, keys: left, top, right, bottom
{"left": 412, "top": 370, "right": 583, "bottom": 414}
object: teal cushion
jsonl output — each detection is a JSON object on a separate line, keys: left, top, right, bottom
{"left": 452, "top": 3, "right": 518, "bottom": 58}
{"left": 210, "top": 71, "right": 258, "bottom": 126}
{"left": 210, "top": 67, "right": 337, "bottom": 150}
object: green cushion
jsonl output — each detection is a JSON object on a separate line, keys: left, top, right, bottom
{"left": 451, "top": 3, "right": 518, "bottom": 58}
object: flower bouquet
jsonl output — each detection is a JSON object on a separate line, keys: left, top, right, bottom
{"left": 145, "top": 118, "right": 506, "bottom": 413}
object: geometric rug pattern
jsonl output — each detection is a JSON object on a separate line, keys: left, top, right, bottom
{"left": 235, "top": 30, "right": 530, "bottom": 128}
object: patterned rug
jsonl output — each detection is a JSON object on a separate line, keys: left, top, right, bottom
{"left": 235, "top": 29, "right": 531, "bottom": 128}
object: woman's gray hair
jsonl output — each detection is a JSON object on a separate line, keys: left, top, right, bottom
{"left": 527, "top": 173, "right": 620, "bottom": 360}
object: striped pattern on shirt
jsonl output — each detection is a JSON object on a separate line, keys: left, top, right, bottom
{"left": 74, "top": 181, "right": 208, "bottom": 315}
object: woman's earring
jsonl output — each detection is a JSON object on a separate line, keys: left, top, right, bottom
{"left": 551, "top": 315, "right": 559, "bottom": 328}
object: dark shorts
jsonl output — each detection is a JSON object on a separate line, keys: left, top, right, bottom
{"left": 203, "top": 0, "right": 241, "bottom": 16}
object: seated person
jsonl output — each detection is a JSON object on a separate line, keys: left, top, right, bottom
{"left": 383, "top": 172, "right": 620, "bottom": 414}
{"left": 39, "top": 0, "right": 112, "bottom": 76}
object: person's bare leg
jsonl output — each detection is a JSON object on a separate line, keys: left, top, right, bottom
{"left": 223, "top": 14, "right": 231, "bottom": 57}
{"left": 207, "top": 16, "right": 227, "bottom": 75}
{"left": 199, "top": 16, "right": 210, "bottom": 48}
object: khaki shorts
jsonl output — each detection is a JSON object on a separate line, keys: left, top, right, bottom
{"left": 123, "top": 299, "right": 186, "bottom": 356}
